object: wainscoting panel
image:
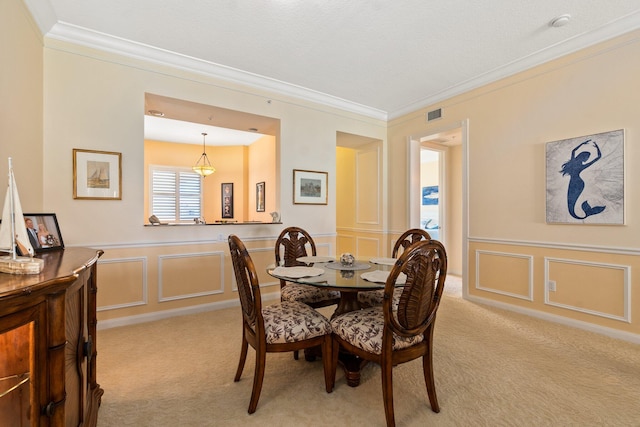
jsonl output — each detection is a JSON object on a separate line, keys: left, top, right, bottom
{"left": 97, "top": 257, "right": 148, "bottom": 311}
{"left": 158, "top": 251, "right": 224, "bottom": 302}
{"left": 545, "top": 257, "right": 630, "bottom": 322}
{"left": 356, "top": 236, "right": 381, "bottom": 259}
{"left": 356, "top": 146, "right": 380, "bottom": 225}
{"left": 475, "top": 250, "right": 533, "bottom": 300}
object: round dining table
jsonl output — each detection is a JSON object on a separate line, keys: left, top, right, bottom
{"left": 267, "top": 256, "right": 398, "bottom": 386}
{"left": 267, "top": 257, "right": 397, "bottom": 316}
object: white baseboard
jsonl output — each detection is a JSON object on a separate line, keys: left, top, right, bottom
{"left": 97, "top": 292, "right": 281, "bottom": 330}
{"left": 465, "top": 294, "right": 640, "bottom": 345}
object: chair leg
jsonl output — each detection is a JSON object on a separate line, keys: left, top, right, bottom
{"left": 381, "top": 355, "right": 396, "bottom": 427}
{"left": 234, "top": 332, "right": 249, "bottom": 382}
{"left": 293, "top": 350, "right": 299, "bottom": 360}
{"left": 248, "top": 345, "right": 266, "bottom": 414}
{"left": 422, "top": 339, "right": 440, "bottom": 413}
{"left": 330, "top": 336, "right": 340, "bottom": 388}
{"left": 321, "top": 335, "right": 333, "bottom": 393}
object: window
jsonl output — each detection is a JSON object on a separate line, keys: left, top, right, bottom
{"left": 150, "top": 166, "right": 202, "bottom": 222}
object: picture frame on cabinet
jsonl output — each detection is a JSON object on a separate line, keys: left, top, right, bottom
{"left": 21, "top": 213, "right": 65, "bottom": 254}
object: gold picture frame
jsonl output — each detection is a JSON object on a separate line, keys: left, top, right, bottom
{"left": 293, "top": 169, "right": 328, "bottom": 205}
{"left": 73, "top": 149, "right": 122, "bottom": 200}
{"left": 256, "top": 182, "right": 265, "bottom": 212}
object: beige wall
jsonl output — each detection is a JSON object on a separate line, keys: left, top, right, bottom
{"left": 0, "top": 0, "right": 43, "bottom": 210}
{"left": 388, "top": 30, "right": 640, "bottom": 339}
{"left": 247, "top": 135, "right": 277, "bottom": 222}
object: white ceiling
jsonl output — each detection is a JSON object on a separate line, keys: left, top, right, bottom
{"left": 24, "top": 0, "right": 640, "bottom": 141}
{"left": 143, "top": 116, "right": 266, "bottom": 146}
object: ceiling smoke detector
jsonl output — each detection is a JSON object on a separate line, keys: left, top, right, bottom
{"left": 550, "top": 14, "right": 571, "bottom": 28}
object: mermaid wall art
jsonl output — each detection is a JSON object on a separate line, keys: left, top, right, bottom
{"left": 545, "top": 130, "right": 624, "bottom": 224}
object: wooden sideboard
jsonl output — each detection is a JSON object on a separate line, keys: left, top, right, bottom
{"left": 0, "top": 248, "right": 103, "bottom": 426}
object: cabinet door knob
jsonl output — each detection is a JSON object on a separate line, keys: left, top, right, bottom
{"left": 44, "top": 396, "right": 66, "bottom": 417}
{"left": 84, "top": 335, "right": 93, "bottom": 362}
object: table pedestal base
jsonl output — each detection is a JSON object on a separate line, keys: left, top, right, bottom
{"left": 303, "top": 346, "right": 368, "bottom": 387}
{"left": 337, "top": 352, "right": 369, "bottom": 387}
{"left": 299, "top": 289, "right": 379, "bottom": 387}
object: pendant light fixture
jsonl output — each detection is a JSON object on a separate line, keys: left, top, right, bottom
{"left": 192, "top": 132, "right": 216, "bottom": 177}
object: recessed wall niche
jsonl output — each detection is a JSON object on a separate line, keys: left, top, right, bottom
{"left": 143, "top": 93, "right": 279, "bottom": 224}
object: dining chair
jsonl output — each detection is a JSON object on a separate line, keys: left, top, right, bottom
{"left": 330, "top": 239, "right": 447, "bottom": 427}
{"left": 358, "top": 228, "right": 432, "bottom": 307}
{"left": 275, "top": 226, "right": 340, "bottom": 309}
{"left": 228, "top": 234, "right": 334, "bottom": 414}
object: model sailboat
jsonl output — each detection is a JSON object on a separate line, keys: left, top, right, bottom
{"left": 0, "top": 158, "right": 44, "bottom": 274}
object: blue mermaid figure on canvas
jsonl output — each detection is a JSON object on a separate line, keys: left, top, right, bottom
{"left": 560, "top": 139, "right": 606, "bottom": 220}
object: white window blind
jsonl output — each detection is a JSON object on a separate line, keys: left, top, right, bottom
{"left": 150, "top": 167, "right": 202, "bottom": 222}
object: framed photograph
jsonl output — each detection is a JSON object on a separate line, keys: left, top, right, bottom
{"left": 222, "top": 183, "right": 234, "bottom": 218}
{"left": 546, "top": 129, "right": 624, "bottom": 225}
{"left": 22, "top": 213, "right": 64, "bottom": 253}
{"left": 73, "top": 149, "right": 122, "bottom": 200}
{"left": 293, "top": 169, "right": 328, "bottom": 205}
{"left": 256, "top": 182, "right": 265, "bottom": 212}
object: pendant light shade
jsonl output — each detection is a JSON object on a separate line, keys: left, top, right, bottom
{"left": 193, "top": 132, "right": 216, "bottom": 177}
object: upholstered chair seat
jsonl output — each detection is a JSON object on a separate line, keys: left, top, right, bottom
{"left": 260, "top": 300, "right": 332, "bottom": 344}
{"left": 280, "top": 283, "right": 341, "bottom": 306}
{"left": 356, "top": 286, "right": 403, "bottom": 308}
{"left": 331, "top": 306, "right": 423, "bottom": 354}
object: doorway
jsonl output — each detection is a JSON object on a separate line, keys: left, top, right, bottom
{"left": 408, "top": 122, "right": 466, "bottom": 291}
{"left": 420, "top": 148, "right": 443, "bottom": 242}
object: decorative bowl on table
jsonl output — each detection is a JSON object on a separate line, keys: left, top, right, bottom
{"left": 340, "top": 253, "right": 355, "bottom": 267}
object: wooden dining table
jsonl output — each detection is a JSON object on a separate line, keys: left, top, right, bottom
{"left": 268, "top": 256, "right": 398, "bottom": 386}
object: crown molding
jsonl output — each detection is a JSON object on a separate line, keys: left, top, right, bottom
{"left": 44, "top": 21, "right": 388, "bottom": 121}
{"left": 21, "top": 2, "right": 640, "bottom": 122}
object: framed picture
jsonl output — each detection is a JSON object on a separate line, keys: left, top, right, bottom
{"left": 256, "top": 182, "right": 265, "bottom": 212}
{"left": 22, "top": 213, "right": 64, "bottom": 253}
{"left": 422, "top": 185, "right": 439, "bottom": 205}
{"left": 545, "top": 129, "right": 624, "bottom": 225}
{"left": 73, "top": 149, "right": 122, "bottom": 200}
{"left": 293, "top": 169, "right": 328, "bottom": 205}
{"left": 222, "top": 183, "right": 234, "bottom": 218}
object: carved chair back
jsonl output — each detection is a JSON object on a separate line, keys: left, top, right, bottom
{"left": 384, "top": 239, "right": 447, "bottom": 342}
{"left": 275, "top": 226, "right": 317, "bottom": 268}
{"left": 391, "top": 228, "right": 432, "bottom": 258}
{"left": 229, "top": 234, "right": 263, "bottom": 333}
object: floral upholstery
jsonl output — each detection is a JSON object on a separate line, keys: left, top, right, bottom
{"left": 281, "top": 283, "right": 341, "bottom": 305}
{"left": 357, "top": 287, "right": 403, "bottom": 308}
{"left": 259, "top": 300, "right": 332, "bottom": 344}
{"left": 330, "top": 306, "right": 423, "bottom": 355}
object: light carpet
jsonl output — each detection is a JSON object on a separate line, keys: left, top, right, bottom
{"left": 96, "top": 277, "right": 640, "bottom": 426}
